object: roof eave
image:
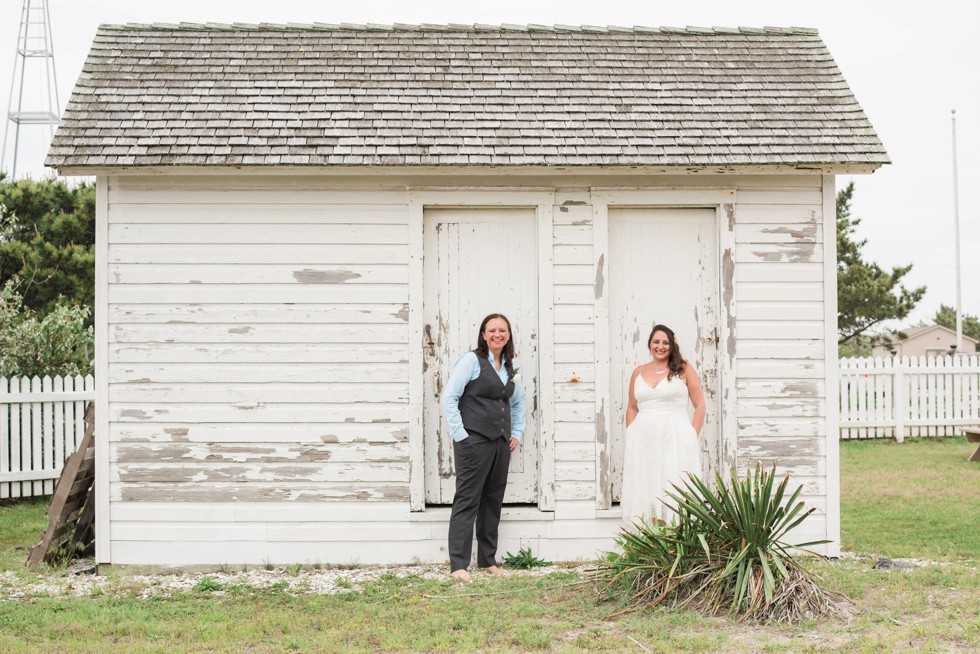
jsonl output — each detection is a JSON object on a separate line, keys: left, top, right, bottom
{"left": 48, "top": 161, "right": 888, "bottom": 178}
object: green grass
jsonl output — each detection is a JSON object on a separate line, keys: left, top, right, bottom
{"left": 1, "top": 436, "right": 978, "bottom": 652}
{"left": 0, "top": 496, "right": 48, "bottom": 571}
{"left": 0, "top": 574, "right": 610, "bottom": 653}
{"left": 1, "top": 562, "right": 976, "bottom": 653}
{"left": 840, "top": 436, "right": 980, "bottom": 560}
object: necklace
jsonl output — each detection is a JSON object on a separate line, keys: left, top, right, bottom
{"left": 652, "top": 367, "right": 669, "bottom": 375}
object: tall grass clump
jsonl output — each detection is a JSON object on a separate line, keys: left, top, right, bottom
{"left": 604, "top": 464, "right": 850, "bottom": 624}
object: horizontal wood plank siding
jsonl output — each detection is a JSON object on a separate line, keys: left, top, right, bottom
{"left": 105, "top": 502, "right": 623, "bottom": 566}
{"left": 732, "top": 178, "right": 829, "bottom": 548}
{"left": 106, "top": 178, "right": 412, "bottom": 514}
{"left": 552, "top": 196, "right": 597, "bottom": 513}
{"left": 101, "top": 173, "right": 834, "bottom": 563}
{"left": 110, "top": 423, "right": 409, "bottom": 444}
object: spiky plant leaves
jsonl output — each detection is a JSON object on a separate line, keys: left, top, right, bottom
{"left": 502, "top": 545, "right": 549, "bottom": 569}
{"left": 603, "top": 463, "right": 849, "bottom": 623}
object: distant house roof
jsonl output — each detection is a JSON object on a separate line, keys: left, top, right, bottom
{"left": 895, "top": 324, "right": 978, "bottom": 345}
{"left": 46, "top": 23, "right": 889, "bottom": 170}
{"left": 872, "top": 323, "right": 978, "bottom": 357}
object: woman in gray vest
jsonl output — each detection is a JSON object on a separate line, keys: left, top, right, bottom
{"left": 441, "top": 313, "right": 527, "bottom": 581}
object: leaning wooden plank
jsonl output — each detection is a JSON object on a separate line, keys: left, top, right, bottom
{"left": 68, "top": 473, "right": 95, "bottom": 498}
{"left": 27, "top": 402, "right": 95, "bottom": 570}
{"left": 74, "top": 492, "right": 97, "bottom": 556}
{"left": 57, "top": 493, "right": 91, "bottom": 521}
{"left": 963, "top": 426, "right": 980, "bottom": 463}
{"left": 46, "top": 522, "right": 75, "bottom": 547}
{"left": 33, "top": 479, "right": 95, "bottom": 565}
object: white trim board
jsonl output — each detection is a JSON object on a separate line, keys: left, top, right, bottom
{"left": 822, "top": 174, "right": 842, "bottom": 557}
{"left": 590, "top": 187, "right": 738, "bottom": 507}
{"left": 406, "top": 189, "right": 557, "bottom": 513}
{"left": 95, "top": 175, "right": 111, "bottom": 563}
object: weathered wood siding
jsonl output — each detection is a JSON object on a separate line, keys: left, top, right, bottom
{"left": 106, "top": 178, "right": 413, "bottom": 511}
{"left": 548, "top": 177, "right": 832, "bottom": 547}
{"left": 552, "top": 191, "right": 598, "bottom": 515}
{"left": 100, "top": 173, "right": 836, "bottom": 565}
{"left": 732, "top": 177, "right": 831, "bottom": 547}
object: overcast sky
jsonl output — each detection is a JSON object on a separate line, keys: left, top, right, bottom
{"left": 2, "top": 0, "right": 977, "bottom": 328}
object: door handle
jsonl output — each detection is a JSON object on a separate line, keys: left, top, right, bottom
{"left": 423, "top": 324, "right": 436, "bottom": 351}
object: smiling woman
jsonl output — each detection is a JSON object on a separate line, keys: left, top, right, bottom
{"left": 441, "top": 313, "right": 527, "bottom": 581}
{"left": 621, "top": 324, "right": 705, "bottom": 526}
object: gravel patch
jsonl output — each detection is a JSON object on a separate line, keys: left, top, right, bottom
{"left": 0, "top": 559, "right": 592, "bottom": 602}
{"left": 835, "top": 551, "right": 953, "bottom": 570}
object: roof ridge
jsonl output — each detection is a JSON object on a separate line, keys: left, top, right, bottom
{"left": 97, "top": 22, "right": 820, "bottom": 35}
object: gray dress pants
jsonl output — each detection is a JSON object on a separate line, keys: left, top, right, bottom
{"left": 447, "top": 433, "right": 511, "bottom": 571}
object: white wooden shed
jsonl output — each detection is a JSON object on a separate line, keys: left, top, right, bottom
{"left": 47, "top": 23, "right": 888, "bottom": 568}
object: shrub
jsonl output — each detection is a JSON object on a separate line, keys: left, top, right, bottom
{"left": 604, "top": 464, "right": 850, "bottom": 624}
{"left": 0, "top": 178, "right": 95, "bottom": 315}
{"left": 0, "top": 279, "right": 94, "bottom": 377}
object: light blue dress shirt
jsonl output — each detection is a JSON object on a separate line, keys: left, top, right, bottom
{"left": 441, "top": 351, "right": 527, "bottom": 442}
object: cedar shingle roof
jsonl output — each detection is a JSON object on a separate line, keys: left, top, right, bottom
{"left": 46, "top": 23, "right": 889, "bottom": 170}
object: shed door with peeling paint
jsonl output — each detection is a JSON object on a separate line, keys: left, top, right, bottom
{"left": 608, "top": 208, "right": 720, "bottom": 501}
{"left": 422, "top": 208, "right": 539, "bottom": 504}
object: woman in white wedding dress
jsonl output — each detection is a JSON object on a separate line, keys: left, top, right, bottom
{"left": 621, "top": 324, "right": 706, "bottom": 525}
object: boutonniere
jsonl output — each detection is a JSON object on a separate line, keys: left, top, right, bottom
{"left": 511, "top": 370, "right": 521, "bottom": 383}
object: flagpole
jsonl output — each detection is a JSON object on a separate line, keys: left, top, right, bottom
{"left": 951, "top": 109, "right": 962, "bottom": 351}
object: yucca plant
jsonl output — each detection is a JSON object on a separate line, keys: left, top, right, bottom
{"left": 604, "top": 464, "right": 850, "bottom": 623}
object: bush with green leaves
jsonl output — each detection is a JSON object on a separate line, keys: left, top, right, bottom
{"left": 0, "top": 177, "right": 95, "bottom": 317}
{"left": 603, "top": 464, "right": 849, "bottom": 624}
{"left": 0, "top": 279, "right": 94, "bottom": 378}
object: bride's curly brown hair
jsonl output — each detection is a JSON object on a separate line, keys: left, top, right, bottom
{"left": 648, "top": 324, "right": 688, "bottom": 380}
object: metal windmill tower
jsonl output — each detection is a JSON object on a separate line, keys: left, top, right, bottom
{"left": 2, "top": 0, "right": 61, "bottom": 179}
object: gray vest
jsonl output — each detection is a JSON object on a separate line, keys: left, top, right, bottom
{"left": 458, "top": 352, "right": 515, "bottom": 440}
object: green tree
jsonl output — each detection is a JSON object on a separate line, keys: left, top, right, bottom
{"left": 837, "top": 334, "right": 875, "bottom": 358}
{"left": 837, "top": 182, "right": 925, "bottom": 344}
{"left": 933, "top": 304, "right": 980, "bottom": 343}
{"left": 0, "top": 176, "right": 95, "bottom": 315}
{"left": 0, "top": 279, "right": 94, "bottom": 377}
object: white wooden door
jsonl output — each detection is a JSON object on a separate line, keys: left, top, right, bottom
{"left": 608, "top": 208, "right": 720, "bottom": 501}
{"left": 422, "top": 208, "right": 539, "bottom": 505}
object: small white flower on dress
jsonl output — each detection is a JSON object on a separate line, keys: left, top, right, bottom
{"left": 511, "top": 371, "right": 521, "bottom": 383}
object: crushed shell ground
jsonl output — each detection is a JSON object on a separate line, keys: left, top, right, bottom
{"left": 0, "top": 559, "right": 594, "bottom": 601}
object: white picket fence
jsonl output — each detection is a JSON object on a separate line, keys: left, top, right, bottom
{"left": 839, "top": 355, "right": 980, "bottom": 441}
{"left": 0, "top": 375, "right": 95, "bottom": 498}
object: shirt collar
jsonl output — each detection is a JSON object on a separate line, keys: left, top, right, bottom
{"left": 485, "top": 352, "right": 507, "bottom": 368}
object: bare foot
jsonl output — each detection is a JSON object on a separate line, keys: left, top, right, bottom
{"left": 480, "top": 565, "right": 505, "bottom": 575}
{"left": 450, "top": 569, "right": 471, "bottom": 582}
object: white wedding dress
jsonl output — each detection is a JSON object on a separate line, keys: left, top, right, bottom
{"left": 621, "top": 373, "right": 701, "bottom": 525}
